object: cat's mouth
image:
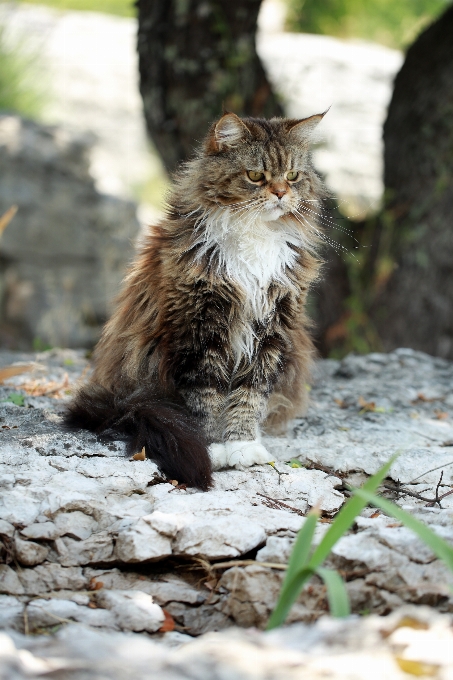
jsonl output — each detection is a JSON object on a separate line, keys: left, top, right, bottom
{"left": 262, "top": 202, "right": 289, "bottom": 220}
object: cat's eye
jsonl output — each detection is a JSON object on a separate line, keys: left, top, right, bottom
{"left": 247, "top": 170, "right": 265, "bottom": 182}
{"left": 286, "top": 171, "right": 299, "bottom": 181}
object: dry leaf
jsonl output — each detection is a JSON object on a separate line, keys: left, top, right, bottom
{"left": 170, "top": 479, "right": 179, "bottom": 486}
{"left": 88, "top": 577, "right": 104, "bottom": 591}
{"left": 412, "top": 392, "right": 439, "bottom": 404}
{"left": 0, "top": 364, "right": 35, "bottom": 384}
{"left": 394, "top": 657, "right": 438, "bottom": 677}
{"left": 159, "top": 609, "right": 175, "bottom": 633}
{"left": 88, "top": 602, "right": 98, "bottom": 609}
{"left": 0, "top": 205, "right": 18, "bottom": 236}
{"left": 334, "top": 398, "right": 348, "bottom": 409}
{"left": 370, "top": 510, "right": 380, "bottom": 519}
{"left": 132, "top": 447, "right": 146, "bottom": 461}
{"left": 434, "top": 410, "right": 448, "bottom": 420}
{"left": 358, "top": 395, "right": 376, "bottom": 412}
{"left": 204, "top": 579, "right": 217, "bottom": 591}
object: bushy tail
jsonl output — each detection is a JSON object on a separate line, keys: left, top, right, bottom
{"left": 64, "top": 384, "right": 212, "bottom": 490}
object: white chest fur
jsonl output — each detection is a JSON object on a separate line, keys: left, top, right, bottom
{"left": 194, "top": 208, "right": 303, "bottom": 361}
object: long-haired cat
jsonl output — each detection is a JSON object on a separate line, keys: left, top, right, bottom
{"left": 65, "top": 112, "right": 327, "bottom": 490}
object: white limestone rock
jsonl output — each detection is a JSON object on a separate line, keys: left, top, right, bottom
{"left": 1, "top": 348, "right": 453, "bottom": 636}
{"left": 114, "top": 520, "right": 173, "bottom": 563}
{"left": 14, "top": 538, "right": 48, "bottom": 567}
{"left": 95, "top": 590, "right": 165, "bottom": 633}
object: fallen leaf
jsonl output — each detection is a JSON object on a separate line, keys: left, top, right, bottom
{"left": 434, "top": 410, "right": 448, "bottom": 420}
{"left": 358, "top": 395, "right": 376, "bottom": 412}
{"left": 132, "top": 447, "right": 146, "bottom": 461}
{"left": 88, "top": 602, "right": 98, "bottom": 609}
{"left": 170, "top": 479, "right": 179, "bottom": 486}
{"left": 394, "top": 657, "right": 438, "bottom": 677}
{"left": 370, "top": 510, "right": 380, "bottom": 519}
{"left": 334, "top": 398, "right": 348, "bottom": 409}
{"left": 395, "top": 617, "right": 429, "bottom": 631}
{"left": 412, "top": 393, "right": 440, "bottom": 404}
{"left": 88, "top": 577, "right": 103, "bottom": 591}
{"left": 204, "top": 579, "right": 217, "bottom": 591}
{"left": 0, "top": 205, "right": 18, "bottom": 235}
{"left": 0, "top": 364, "right": 34, "bottom": 384}
{"left": 159, "top": 609, "right": 175, "bottom": 633}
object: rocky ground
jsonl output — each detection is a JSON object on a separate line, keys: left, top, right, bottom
{"left": 1, "top": 348, "right": 453, "bottom": 677}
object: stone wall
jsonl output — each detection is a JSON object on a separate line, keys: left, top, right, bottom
{"left": 0, "top": 115, "right": 139, "bottom": 349}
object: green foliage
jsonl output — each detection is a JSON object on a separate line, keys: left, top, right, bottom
{"left": 267, "top": 454, "right": 453, "bottom": 628}
{"left": 267, "top": 455, "right": 395, "bottom": 629}
{"left": 33, "top": 338, "right": 53, "bottom": 352}
{"left": 18, "top": 0, "right": 135, "bottom": 17}
{"left": 0, "top": 27, "right": 45, "bottom": 118}
{"left": 286, "top": 459, "right": 304, "bottom": 468}
{"left": 3, "top": 393, "right": 26, "bottom": 406}
{"left": 286, "top": 0, "right": 449, "bottom": 49}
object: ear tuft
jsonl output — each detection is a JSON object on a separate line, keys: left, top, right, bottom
{"left": 286, "top": 110, "right": 329, "bottom": 141}
{"left": 210, "top": 113, "right": 250, "bottom": 152}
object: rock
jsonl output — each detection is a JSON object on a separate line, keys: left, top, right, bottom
{"left": 1, "top": 348, "right": 453, "bottom": 637}
{"left": 2, "top": 606, "right": 453, "bottom": 679}
{"left": 0, "top": 566, "right": 24, "bottom": 596}
{"left": 94, "top": 590, "right": 165, "bottom": 633}
{"left": 114, "top": 521, "right": 172, "bottom": 563}
{"left": 26, "top": 598, "right": 116, "bottom": 631}
{"left": 0, "top": 521, "right": 14, "bottom": 538}
{"left": 13, "top": 538, "right": 48, "bottom": 566}
{"left": 0, "top": 115, "right": 139, "bottom": 349}
{"left": 0, "top": 596, "right": 24, "bottom": 630}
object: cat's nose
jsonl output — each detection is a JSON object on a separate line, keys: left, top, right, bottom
{"left": 270, "top": 185, "right": 287, "bottom": 200}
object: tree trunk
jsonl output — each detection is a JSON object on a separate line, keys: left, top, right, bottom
{"left": 372, "top": 3, "right": 453, "bottom": 359}
{"left": 136, "top": 0, "right": 282, "bottom": 173}
{"left": 314, "top": 4, "right": 453, "bottom": 359}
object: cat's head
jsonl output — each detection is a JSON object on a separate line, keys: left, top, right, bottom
{"left": 185, "top": 112, "right": 327, "bottom": 221}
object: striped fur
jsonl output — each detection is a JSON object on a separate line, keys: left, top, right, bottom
{"left": 65, "top": 113, "right": 327, "bottom": 489}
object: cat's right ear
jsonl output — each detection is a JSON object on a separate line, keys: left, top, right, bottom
{"left": 206, "top": 113, "right": 251, "bottom": 153}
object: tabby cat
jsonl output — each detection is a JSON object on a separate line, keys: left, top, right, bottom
{"left": 65, "top": 112, "right": 327, "bottom": 490}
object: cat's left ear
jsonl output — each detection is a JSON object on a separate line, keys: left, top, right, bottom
{"left": 206, "top": 113, "right": 251, "bottom": 153}
{"left": 286, "top": 110, "right": 328, "bottom": 141}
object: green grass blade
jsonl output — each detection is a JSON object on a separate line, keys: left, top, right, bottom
{"left": 266, "top": 511, "right": 318, "bottom": 630}
{"left": 267, "top": 456, "right": 398, "bottom": 629}
{"left": 267, "top": 568, "right": 315, "bottom": 630}
{"left": 352, "top": 489, "right": 453, "bottom": 572}
{"left": 284, "top": 509, "right": 320, "bottom": 585}
{"left": 307, "top": 454, "right": 398, "bottom": 569}
{"left": 316, "top": 567, "right": 350, "bottom": 618}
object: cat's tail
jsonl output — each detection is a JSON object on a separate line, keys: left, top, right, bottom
{"left": 64, "top": 383, "right": 213, "bottom": 490}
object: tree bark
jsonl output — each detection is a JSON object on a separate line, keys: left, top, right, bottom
{"left": 314, "top": 4, "right": 453, "bottom": 359}
{"left": 136, "top": 0, "right": 282, "bottom": 173}
{"left": 372, "top": 3, "right": 453, "bottom": 359}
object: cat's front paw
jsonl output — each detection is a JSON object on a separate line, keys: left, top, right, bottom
{"left": 209, "top": 443, "right": 228, "bottom": 470}
{"left": 224, "top": 440, "right": 272, "bottom": 469}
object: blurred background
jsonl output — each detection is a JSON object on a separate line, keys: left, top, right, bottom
{"left": 0, "top": 0, "right": 451, "bottom": 358}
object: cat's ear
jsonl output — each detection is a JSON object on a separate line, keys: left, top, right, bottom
{"left": 286, "top": 110, "right": 328, "bottom": 141}
{"left": 206, "top": 113, "right": 251, "bottom": 153}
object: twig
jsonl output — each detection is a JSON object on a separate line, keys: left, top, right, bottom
{"left": 256, "top": 492, "right": 306, "bottom": 517}
{"left": 23, "top": 607, "right": 29, "bottom": 636}
{"left": 212, "top": 559, "right": 287, "bottom": 571}
{"left": 266, "top": 462, "right": 289, "bottom": 484}
{"left": 383, "top": 472, "right": 453, "bottom": 508}
{"left": 407, "top": 460, "right": 453, "bottom": 484}
{"left": 306, "top": 458, "right": 344, "bottom": 479}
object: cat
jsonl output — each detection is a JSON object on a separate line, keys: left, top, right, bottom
{"left": 65, "top": 112, "right": 327, "bottom": 491}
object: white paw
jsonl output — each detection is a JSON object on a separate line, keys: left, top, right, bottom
{"left": 209, "top": 443, "right": 228, "bottom": 470}
{"left": 224, "top": 440, "right": 272, "bottom": 469}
